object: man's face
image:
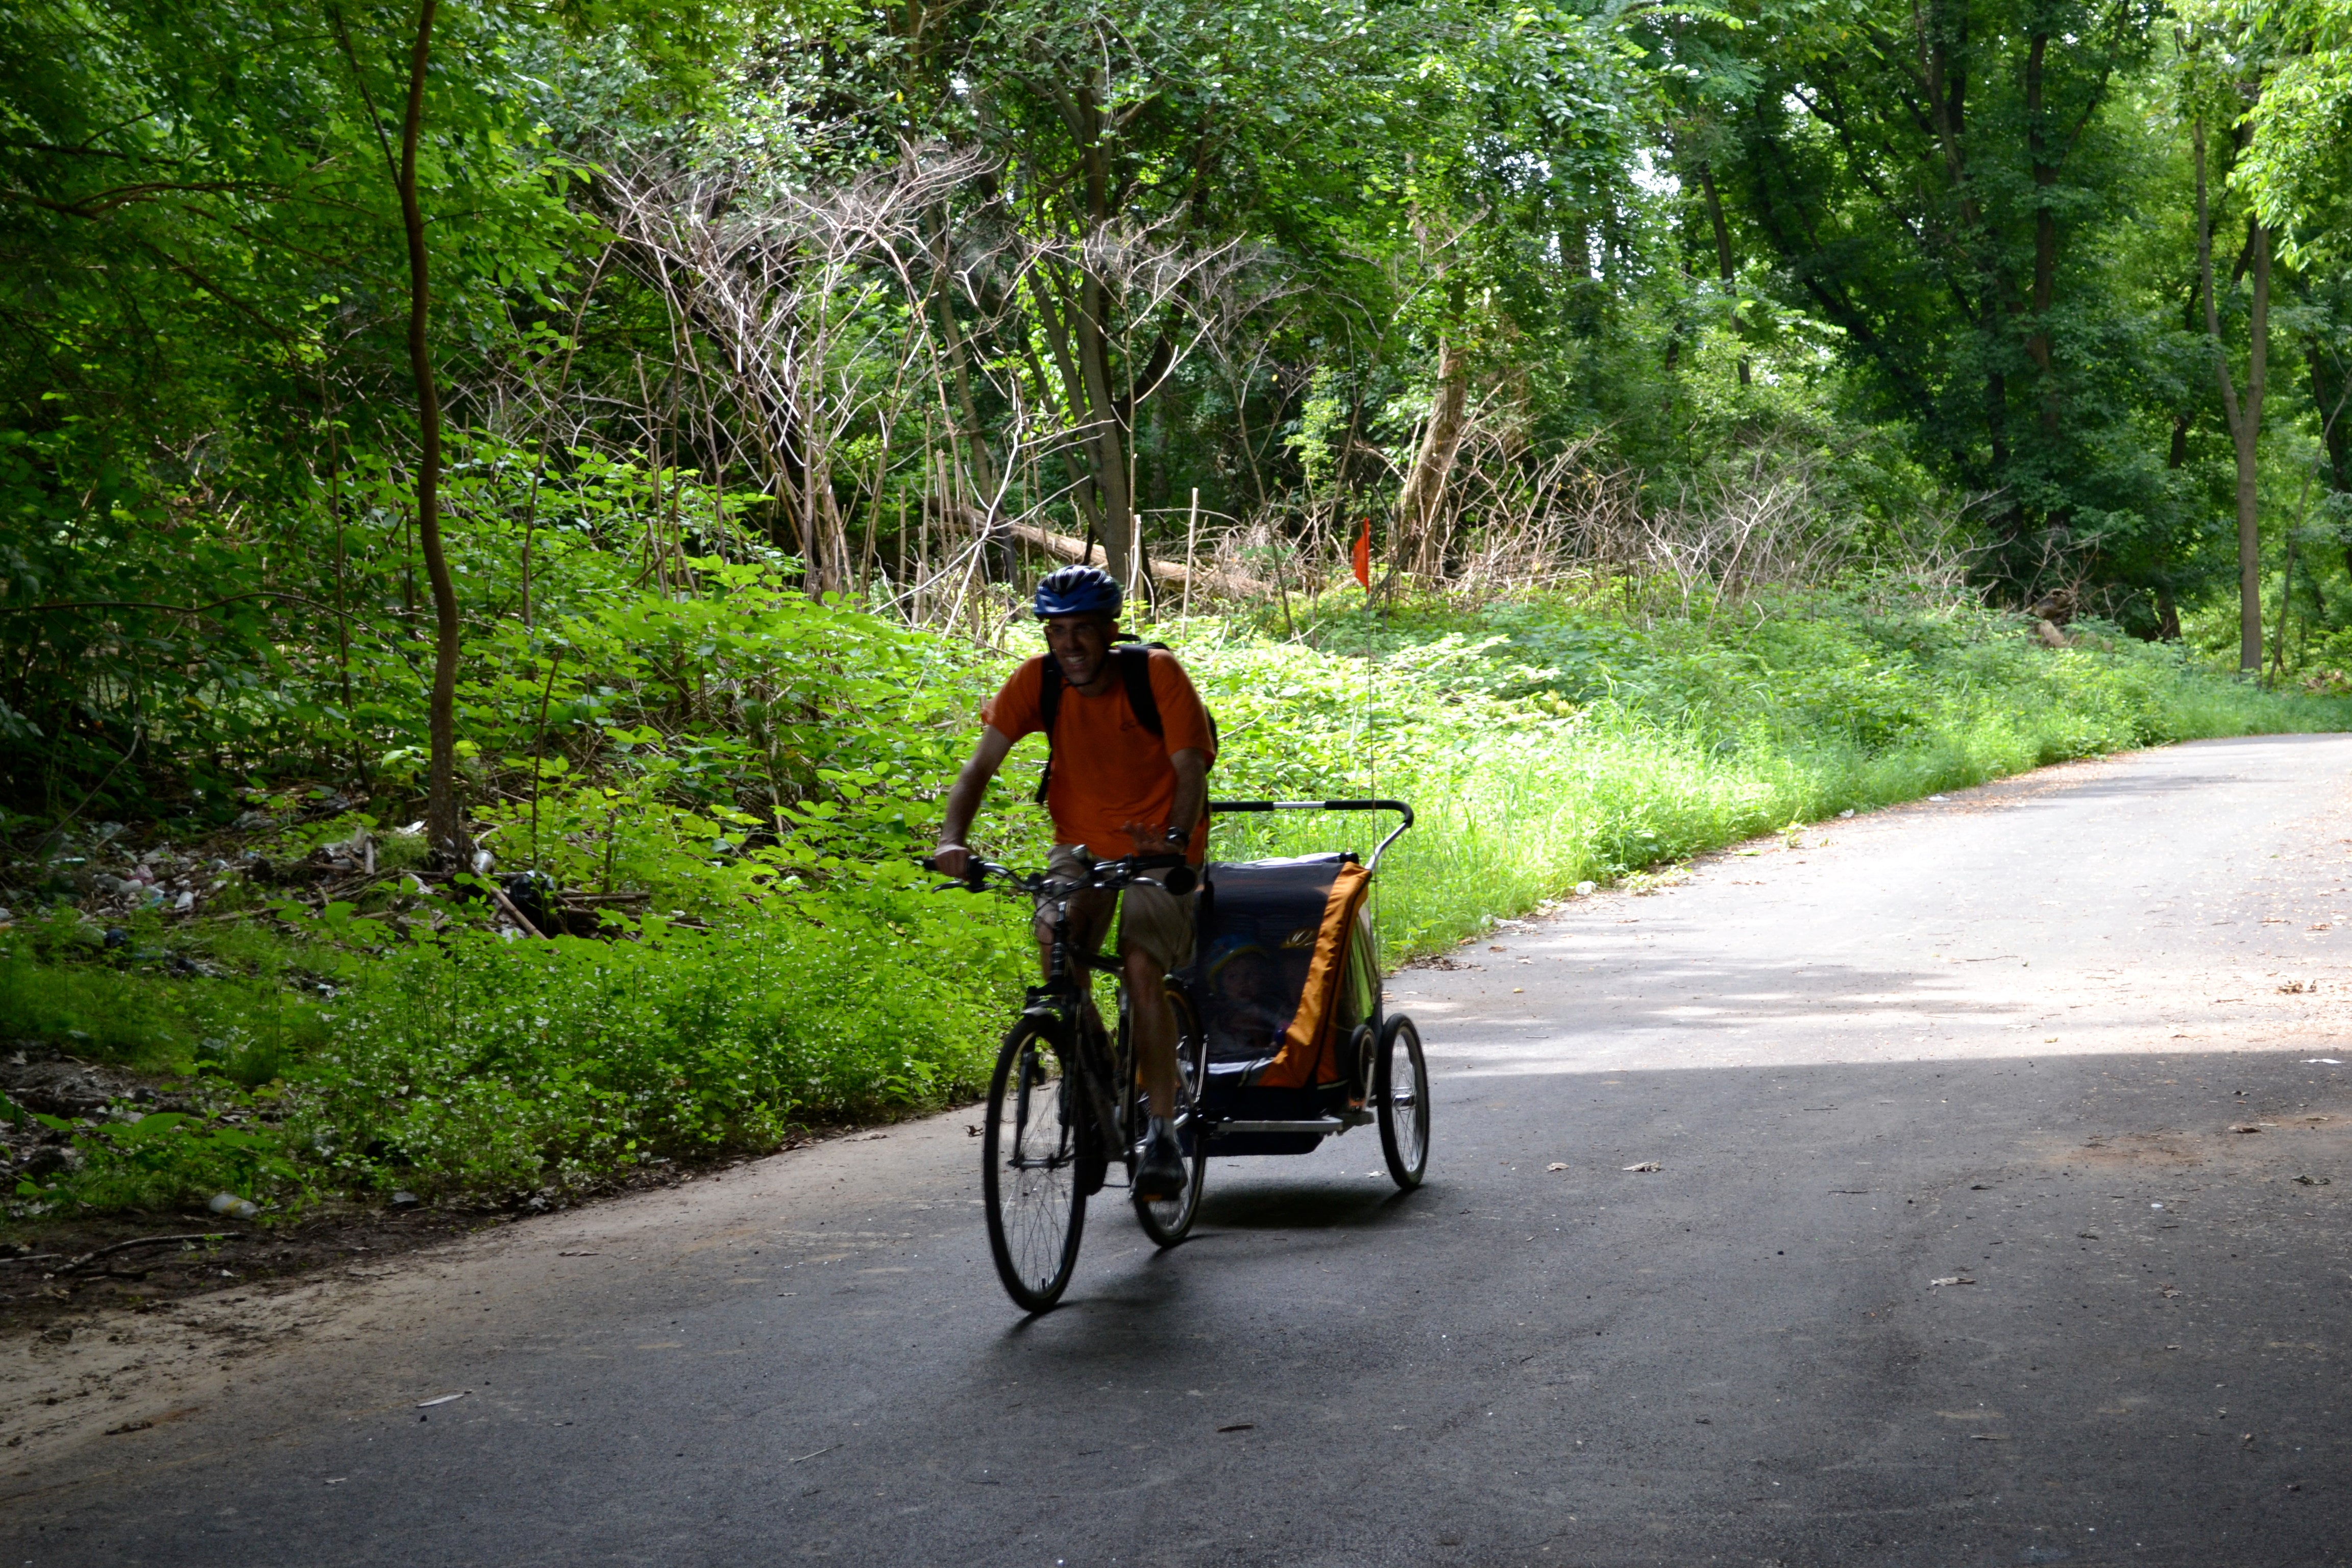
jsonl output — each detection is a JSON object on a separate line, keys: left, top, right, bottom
{"left": 1043, "top": 613, "right": 1116, "bottom": 689}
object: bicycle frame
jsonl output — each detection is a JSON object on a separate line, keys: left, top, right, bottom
{"left": 939, "top": 852, "right": 1197, "bottom": 1188}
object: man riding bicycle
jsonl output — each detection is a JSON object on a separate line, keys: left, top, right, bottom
{"left": 932, "top": 565, "right": 1215, "bottom": 1204}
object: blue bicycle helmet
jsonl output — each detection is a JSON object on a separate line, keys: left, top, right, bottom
{"left": 1033, "top": 564, "right": 1123, "bottom": 620}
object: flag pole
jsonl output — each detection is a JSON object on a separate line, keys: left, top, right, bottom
{"left": 1353, "top": 516, "right": 1375, "bottom": 799}
{"left": 1183, "top": 486, "right": 1199, "bottom": 631}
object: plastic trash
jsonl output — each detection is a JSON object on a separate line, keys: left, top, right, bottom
{"left": 390, "top": 1190, "right": 420, "bottom": 1208}
{"left": 1622, "top": 1161, "right": 1662, "bottom": 1172}
{"left": 207, "top": 1192, "right": 260, "bottom": 1220}
{"left": 1574, "top": 881, "right": 1597, "bottom": 896}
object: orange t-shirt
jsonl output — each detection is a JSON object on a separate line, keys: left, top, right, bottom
{"left": 982, "top": 650, "right": 1216, "bottom": 863}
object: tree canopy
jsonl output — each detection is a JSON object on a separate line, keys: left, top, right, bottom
{"left": 5, "top": 0, "right": 2351, "bottom": 822}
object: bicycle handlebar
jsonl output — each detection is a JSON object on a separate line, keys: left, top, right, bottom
{"left": 921, "top": 852, "right": 1196, "bottom": 899}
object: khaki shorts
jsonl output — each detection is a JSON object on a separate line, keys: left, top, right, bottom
{"left": 1041, "top": 843, "right": 1198, "bottom": 972}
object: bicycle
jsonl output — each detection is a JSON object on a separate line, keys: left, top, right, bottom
{"left": 927, "top": 851, "right": 1211, "bottom": 1313}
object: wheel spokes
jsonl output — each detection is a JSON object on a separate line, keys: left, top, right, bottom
{"left": 997, "top": 1039, "right": 1075, "bottom": 1292}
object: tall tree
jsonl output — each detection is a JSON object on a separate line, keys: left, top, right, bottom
{"left": 2192, "top": 107, "right": 2270, "bottom": 672}
{"left": 1716, "top": 0, "right": 2166, "bottom": 600}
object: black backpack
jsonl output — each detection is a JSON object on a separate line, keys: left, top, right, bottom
{"left": 1032, "top": 642, "right": 1219, "bottom": 805}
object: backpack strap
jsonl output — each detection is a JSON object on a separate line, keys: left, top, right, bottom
{"left": 1032, "top": 655, "right": 1064, "bottom": 805}
{"left": 1116, "top": 645, "right": 1164, "bottom": 737}
{"left": 1031, "top": 645, "right": 1191, "bottom": 807}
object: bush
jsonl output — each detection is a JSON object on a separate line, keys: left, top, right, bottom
{"left": 12, "top": 577, "right": 2345, "bottom": 1216}
{"left": 288, "top": 881, "right": 1028, "bottom": 1197}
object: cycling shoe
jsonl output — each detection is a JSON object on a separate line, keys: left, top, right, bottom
{"left": 1133, "top": 1117, "right": 1187, "bottom": 1202}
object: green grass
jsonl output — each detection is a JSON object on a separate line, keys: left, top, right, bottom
{"left": 1174, "top": 586, "right": 2352, "bottom": 958}
{"left": 7, "top": 580, "right": 2343, "bottom": 1218}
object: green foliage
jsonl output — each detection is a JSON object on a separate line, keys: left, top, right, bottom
{"left": 290, "top": 886, "right": 1024, "bottom": 1196}
{"left": 0, "top": 913, "right": 326, "bottom": 1071}
{"left": 13, "top": 0, "right": 2352, "bottom": 1226}
{"left": 1178, "top": 587, "right": 2351, "bottom": 959}
{"left": 10, "top": 578, "right": 2347, "bottom": 1216}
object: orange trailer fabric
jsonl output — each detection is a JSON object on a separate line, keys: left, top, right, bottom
{"left": 1252, "top": 859, "right": 1371, "bottom": 1090}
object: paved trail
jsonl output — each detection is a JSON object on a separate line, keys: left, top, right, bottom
{"left": 5, "top": 735, "right": 2350, "bottom": 1566}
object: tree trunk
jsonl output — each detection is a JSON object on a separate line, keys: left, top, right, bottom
{"left": 1071, "top": 267, "right": 1138, "bottom": 593}
{"left": 1061, "top": 81, "right": 1140, "bottom": 597}
{"left": 1394, "top": 336, "right": 1468, "bottom": 580}
{"left": 2307, "top": 341, "right": 2352, "bottom": 581}
{"left": 1917, "top": 1, "right": 2014, "bottom": 535}
{"left": 2195, "top": 114, "right": 2269, "bottom": 673}
{"left": 2024, "top": 30, "right": 2061, "bottom": 439}
{"left": 2238, "top": 225, "right": 2271, "bottom": 674}
{"left": 928, "top": 218, "right": 1002, "bottom": 508}
{"left": 1696, "top": 161, "right": 1748, "bottom": 387}
{"left": 395, "top": 0, "right": 468, "bottom": 868}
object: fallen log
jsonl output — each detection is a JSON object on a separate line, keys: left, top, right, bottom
{"left": 999, "top": 521, "right": 1259, "bottom": 600}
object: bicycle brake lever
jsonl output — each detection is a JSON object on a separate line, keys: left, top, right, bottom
{"left": 1129, "top": 852, "right": 1196, "bottom": 897}
{"left": 920, "top": 853, "right": 990, "bottom": 892}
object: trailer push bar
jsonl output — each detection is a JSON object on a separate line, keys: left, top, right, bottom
{"left": 1204, "top": 798, "right": 1414, "bottom": 876}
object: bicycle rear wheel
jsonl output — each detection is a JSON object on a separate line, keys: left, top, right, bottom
{"left": 1134, "top": 987, "right": 1208, "bottom": 1246}
{"left": 982, "top": 1021, "right": 1087, "bottom": 1311}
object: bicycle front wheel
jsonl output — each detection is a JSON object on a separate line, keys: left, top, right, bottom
{"left": 982, "top": 1021, "right": 1087, "bottom": 1312}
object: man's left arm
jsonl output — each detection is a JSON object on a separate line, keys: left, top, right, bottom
{"left": 1124, "top": 747, "right": 1206, "bottom": 857}
{"left": 1165, "top": 747, "right": 1207, "bottom": 848}
{"left": 1132, "top": 652, "right": 1213, "bottom": 856}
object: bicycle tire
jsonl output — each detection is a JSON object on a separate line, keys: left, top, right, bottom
{"left": 1134, "top": 987, "right": 1209, "bottom": 1246}
{"left": 1376, "top": 1013, "right": 1430, "bottom": 1190}
{"left": 982, "top": 1020, "right": 1087, "bottom": 1311}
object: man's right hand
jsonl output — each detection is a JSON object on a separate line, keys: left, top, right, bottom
{"left": 930, "top": 843, "right": 971, "bottom": 878}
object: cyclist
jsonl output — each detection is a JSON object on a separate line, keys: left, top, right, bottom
{"left": 933, "top": 565, "right": 1215, "bottom": 1202}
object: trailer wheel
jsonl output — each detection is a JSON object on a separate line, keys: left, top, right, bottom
{"left": 1376, "top": 1014, "right": 1429, "bottom": 1189}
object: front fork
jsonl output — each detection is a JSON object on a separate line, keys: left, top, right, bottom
{"left": 1040, "top": 914, "right": 1135, "bottom": 1180}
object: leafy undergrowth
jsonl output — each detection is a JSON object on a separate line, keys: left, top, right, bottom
{"left": 4, "top": 579, "right": 2344, "bottom": 1227}
{"left": 1185, "top": 586, "right": 2352, "bottom": 955}
{"left": 0, "top": 885, "right": 1030, "bottom": 1228}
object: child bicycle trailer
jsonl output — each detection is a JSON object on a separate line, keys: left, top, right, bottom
{"left": 1183, "top": 799, "right": 1429, "bottom": 1188}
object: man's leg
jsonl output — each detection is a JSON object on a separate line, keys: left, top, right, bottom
{"left": 1122, "top": 944, "right": 1179, "bottom": 1118}
{"left": 1035, "top": 846, "right": 1115, "bottom": 1020}
{"left": 1116, "top": 874, "right": 1196, "bottom": 1202}
{"left": 1125, "top": 937, "right": 1187, "bottom": 1202}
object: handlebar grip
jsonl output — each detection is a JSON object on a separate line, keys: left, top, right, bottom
{"left": 1132, "top": 854, "right": 1197, "bottom": 897}
{"left": 920, "top": 853, "right": 987, "bottom": 891}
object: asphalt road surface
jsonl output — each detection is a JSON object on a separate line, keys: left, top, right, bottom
{"left": 5, "top": 734, "right": 2351, "bottom": 1566}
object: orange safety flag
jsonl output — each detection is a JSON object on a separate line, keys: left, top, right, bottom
{"left": 1352, "top": 517, "right": 1371, "bottom": 588}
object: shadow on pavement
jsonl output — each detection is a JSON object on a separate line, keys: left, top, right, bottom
{"left": 1193, "top": 1179, "right": 1420, "bottom": 1232}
